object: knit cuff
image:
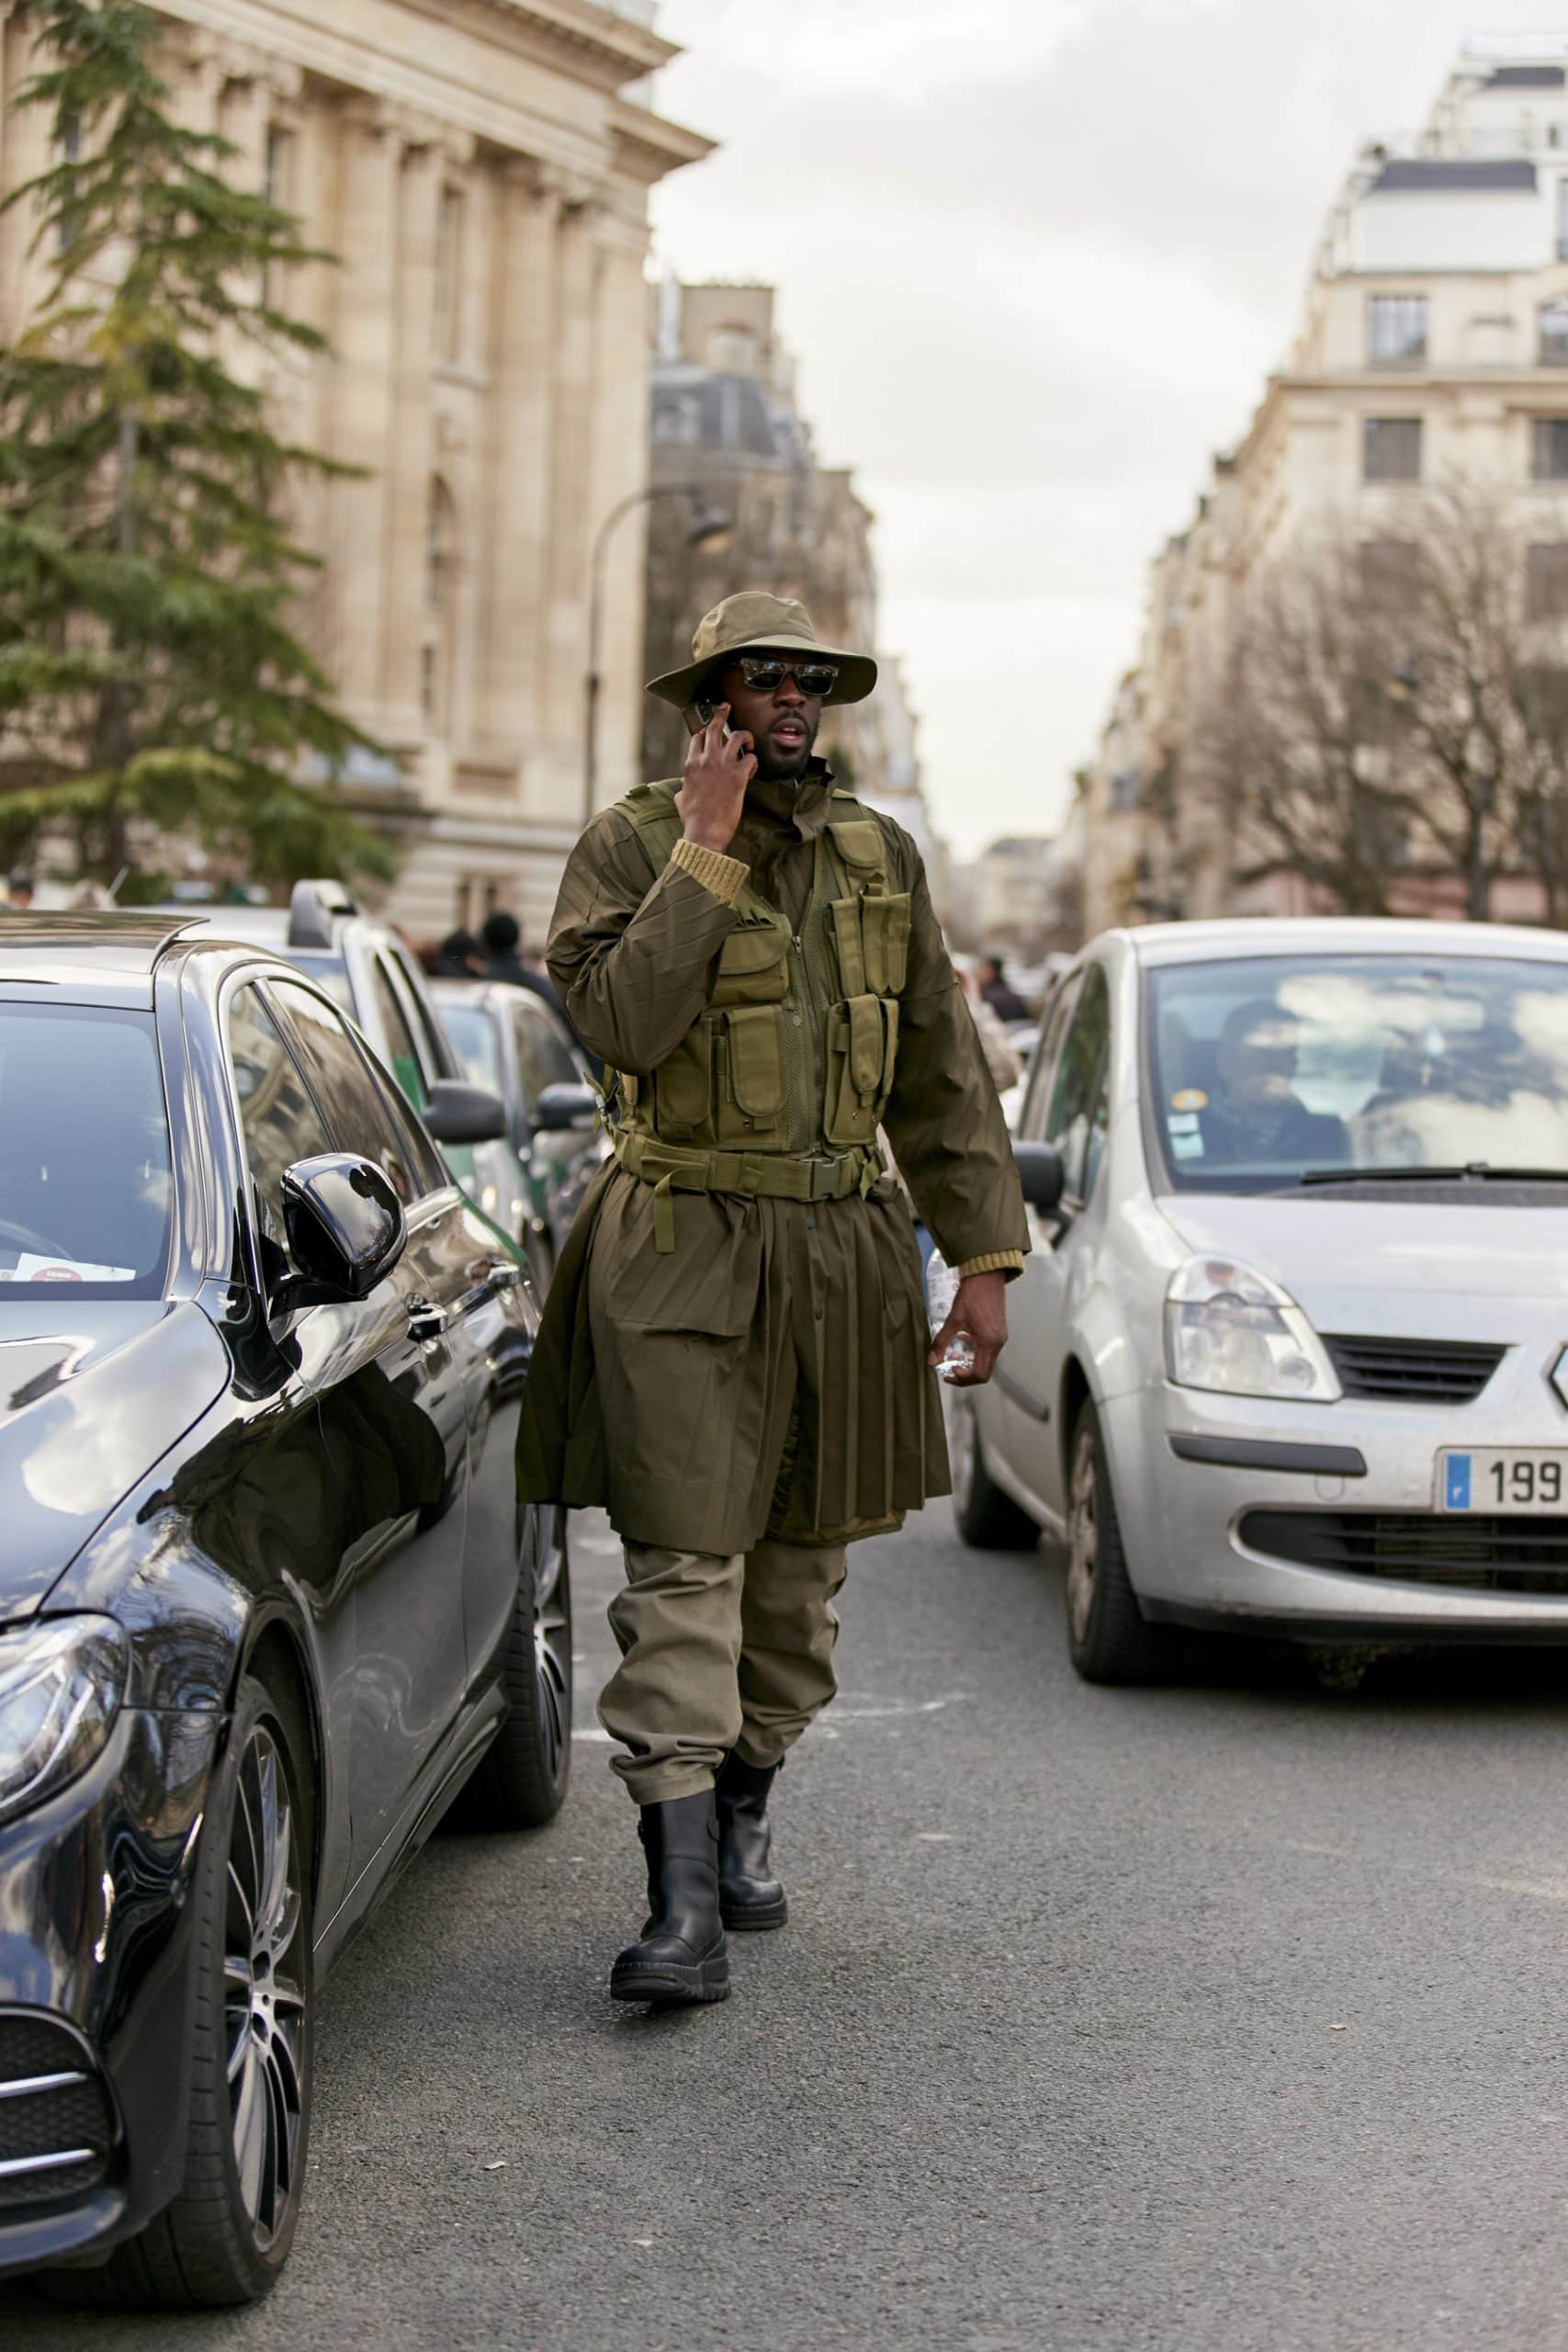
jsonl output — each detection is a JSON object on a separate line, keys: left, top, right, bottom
{"left": 669, "top": 835, "right": 748, "bottom": 905}
{"left": 955, "top": 1250, "right": 1026, "bottom": 1281}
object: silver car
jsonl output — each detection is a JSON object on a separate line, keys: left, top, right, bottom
{"left": 953, "top": 917, "right": 1568, "bottom": 1679}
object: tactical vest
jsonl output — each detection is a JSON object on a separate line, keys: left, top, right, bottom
{"left": 612, "top": 782, "right": 911, "bottom": 1174}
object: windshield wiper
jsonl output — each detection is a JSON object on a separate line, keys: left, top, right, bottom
{"left": 1296, "top": 1162, "right": 1568, "bottom": 1187}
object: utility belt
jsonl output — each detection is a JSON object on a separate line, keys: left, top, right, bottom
{"left": 611, "top": 1126, "right": 884, "bottom": 1252}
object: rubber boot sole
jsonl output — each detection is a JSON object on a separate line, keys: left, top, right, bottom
{"left": 719, "top": 1889, "right": 788, "bottom": 1932}
{"left": 609, "top": 1949, "right": 730, "bottom": 2007}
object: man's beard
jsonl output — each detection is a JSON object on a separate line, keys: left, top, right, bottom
{"left": 753, "top": 726, "right": 818, "bottom": 784}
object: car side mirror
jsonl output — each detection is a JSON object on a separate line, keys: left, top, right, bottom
{"left": 280, "top": 1153, "right": 406, "bottom": 1303}
{"left": 536, "top": 1081, "right": 599, "bottom": 1134}
{"left": 1013, "top": 1138, "right": 1065, "bottom": 1215}
{"left": 423, "top": 1078, "right": 506, "bottom": 1146}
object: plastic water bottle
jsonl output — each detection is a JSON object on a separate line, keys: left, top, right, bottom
{"left": 925, "top": 1249, "right": 976, "bottom": 1383}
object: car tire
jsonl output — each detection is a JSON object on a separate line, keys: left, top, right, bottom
{"left": 460, "top": 1505, "right": 572, "bottom": 1827}
{"left": 59, "top": 1670, "right": 315, "bottom": 2309}
{"left": 950, "top": 1396, "right": 1040, "bottom": 1551}
{"left": 1064, "top": 1400, "right": 1172, "bottom": 1685}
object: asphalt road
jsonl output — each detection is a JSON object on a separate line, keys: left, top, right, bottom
{"left": 8, "top": 1501, "right": 1568, "bottom": 2350}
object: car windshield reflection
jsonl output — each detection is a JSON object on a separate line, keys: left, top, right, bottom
{"left": 0, "top": 1005, "right": 173, "bottom": 1295}
{"left": 1147, "top": 954, "right": 1568, "bottom": 1193}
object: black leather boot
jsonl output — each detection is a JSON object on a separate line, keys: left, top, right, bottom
{"left": 609, "top": 1791, "right": 730, "bottom": 2006}
{"left": 716, "top": 1751, "right": 788, "bottom": 1931}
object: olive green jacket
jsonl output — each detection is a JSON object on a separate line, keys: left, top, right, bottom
{"left": 514, "top": 766, "right": 1030, "bottom": 1553}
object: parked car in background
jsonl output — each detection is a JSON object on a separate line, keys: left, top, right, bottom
{"left": 434, "top": 978, "right": 604, "bottom": 1290}
{"left": 0, "top": 912, "right": 569, "bottom": 2307}
{"left": 953, "top": 917, "right": 1568, "bottom": 1681}
{"left": 163, "top": 883, "right": 523, "bottom": 1261}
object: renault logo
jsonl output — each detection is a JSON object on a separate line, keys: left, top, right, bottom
{"left": 1552, "top": 1347, "right": 1568, "bottom": 1409}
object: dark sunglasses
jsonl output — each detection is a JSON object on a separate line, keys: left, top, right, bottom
{"left": 738, "top": 656, "right": 838, "bottom": 697}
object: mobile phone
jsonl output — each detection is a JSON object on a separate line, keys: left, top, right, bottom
{"left": 687, "top": 699, "right": 730, "bottom": 737}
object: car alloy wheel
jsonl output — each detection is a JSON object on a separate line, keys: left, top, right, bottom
{"left": 1066, "top": 1419, "right": 1100, "bottom": 1647}
{"left": 223, "top": 1724, "right": 307, "bottom": 2250}
{"left": 531, "top": 1508, "right": 571, "bottom": 1792}
{"left": 457, "top": 1506, "right": 573, "bottom": 1828}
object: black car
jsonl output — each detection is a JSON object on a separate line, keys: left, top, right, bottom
{"left": 433, "top": 977, "right": 604, "bottom": 1289}
{"left": 0, "top": 913, "right": 570, "bottom": 2306}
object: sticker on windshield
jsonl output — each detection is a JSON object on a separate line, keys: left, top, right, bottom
{"left": 1169, "top": 1130, "right": 1205, "bottom": 1159}
{"left": 1171, "top": 1089, "right": 1208, "bottom": 1112}
{"left": 1167, "top": 1112, "right": 1200, "bottom": 1134}
{"left": 8, "top": 1253, "right": 136, "bottom": 1283}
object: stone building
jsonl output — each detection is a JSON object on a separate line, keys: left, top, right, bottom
{"left": 1078, "top": 34, "right": 1568, "bottom": 936}
{"left": 641, "top": 278, "right": 921, "bottom": 825}
{"left": 0, "top": 0, "right": 709, "bottom": 942}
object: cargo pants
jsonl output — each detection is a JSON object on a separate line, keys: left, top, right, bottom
{"left": 599, "top": 1538, "right": 850, "bottom": 1804}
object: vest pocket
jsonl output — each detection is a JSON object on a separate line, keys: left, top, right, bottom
{"left": 824, "top": 995, "right": 895, "bottom": 1146}
{"left": 653, "top": 1023, "right": 712, "bottom": 1136}
{"left": 861, "top": 893, "right": 911, "bottom": 996}
{"left": 712, "top": 920, "right": 790, "bottom": 1007}
{"left": 716, "top": 1004, "right": 785, "bottom": 1137}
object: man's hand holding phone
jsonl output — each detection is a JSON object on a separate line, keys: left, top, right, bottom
{"left": 680, "top": 704, "right": 755, "bottom": 855}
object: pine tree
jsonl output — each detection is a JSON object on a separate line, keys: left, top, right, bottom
{"left": 0, "top": 0, "right": 394, "bottom": 892}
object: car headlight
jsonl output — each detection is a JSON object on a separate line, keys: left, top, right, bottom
{"left": 1165, "top": 1256, "right": 1341, "bottom": 1403}
{"left": 0, "top": 1616, "right": 128, "bottom": 1826}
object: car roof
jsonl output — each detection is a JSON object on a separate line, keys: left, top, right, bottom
{"left": 1114, "top": 916, "right": 1568, "bottom": 968}
{"left": 0, "top": 910, "right": 206, "bottom": 1004}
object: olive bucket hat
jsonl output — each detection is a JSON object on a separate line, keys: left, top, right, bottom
{"left": 646, "top": 591, "right": 878, "bottom": 711}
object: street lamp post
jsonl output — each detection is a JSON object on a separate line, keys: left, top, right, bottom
{"left": 582, "top": 484, "right": 732, "bottom": 828}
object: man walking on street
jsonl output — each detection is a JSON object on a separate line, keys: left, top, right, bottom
{"left": 517, "top": 592, "right": 1028, "bottom": 2007}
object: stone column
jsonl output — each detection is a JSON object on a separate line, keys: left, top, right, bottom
{"left": 588, "top": 228, "right": 656, "bottom": 807}
{"left": 322, "top": 98, "right": 402, "bottom": 732}
{"left": 478, "top": 162, "right": 563, "bottom": 765}
{"left": 380, "top": 126, "right": 446, "bottom": 743}
{"left": 0, "top": 6, "right": 54, "bottom": 334}
{"left": 541, "top": 189, "right": 604, "bottom": 773}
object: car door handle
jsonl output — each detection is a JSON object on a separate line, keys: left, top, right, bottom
{"left": 406, "top": 1295, "right": 447, "bottom": 1343}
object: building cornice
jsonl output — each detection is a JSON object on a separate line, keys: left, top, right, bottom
{"left": 397, "top": 0, "right": 675, "bottom": 92}
{"left": 610, "top": 95, "right": 716, "bottom": 187}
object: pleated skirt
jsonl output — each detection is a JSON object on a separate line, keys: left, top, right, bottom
{"left": 514, "top": 1160, "right": 948, "bottom": 1555}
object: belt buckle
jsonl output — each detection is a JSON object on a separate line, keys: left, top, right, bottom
{"left": 807, "top": 1147, "right": 851, "bottom": 1199}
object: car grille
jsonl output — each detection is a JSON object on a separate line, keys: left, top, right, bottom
{"left": 1241, "top": 1509, "right": 1568, "bottom": 1596}
{"left": 0, "top": 2015, "right": 114, "bottom": 2212}
{"left": 1325, "top": 1334, "right": 1506, "bottom": 1404}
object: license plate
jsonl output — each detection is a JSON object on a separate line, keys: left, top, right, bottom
{"left": 1438, "top": 1449, "right": 1568, "bottom": 1512}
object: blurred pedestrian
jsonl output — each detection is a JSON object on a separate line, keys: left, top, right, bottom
{"left": 6, "top": 871, "right": 35, "bottom": 910}
{"left": 959, "top": 967, "right": 1021, "bottom": 1091}
{"left": 433, "top": 927, "right": 488, "bottom": 978}
{"left": 482, "top": 909, "right": 561, "bottom": 1012}
{"left": 978, "top": 952, "right": 1030, "bottom": 1024}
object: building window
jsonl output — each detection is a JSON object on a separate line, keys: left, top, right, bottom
{"left": 1558, "top": 177, "right": 1568, "bottom": 260}
{"left": 434, "top": 186, "right": 464, "bottom": 365}
{"left": 1362, "top": 417, "right": 1423, "bottom": 483}
{"left": 56, "top": 115, "right": 80, "bottom": 251}
{"left": 1541, "top": 299, "right": 1568, "bottom": 364}
{"left": 423, "top": 480, "right": 457, "bottom": 731}
{"left": 1532, "top": 417, "right": 1568, "bottom": 480}
{"left": 1108, "top": 767, "right": 1139, "bottom": 813}
{"left": 1368, "top": 295, "right": 1427, "bottom": 366}
{"left": 1528, "top": 543, "right": 1568, "bottom": 619}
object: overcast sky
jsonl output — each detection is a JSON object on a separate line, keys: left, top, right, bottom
{"left": 649, "top": 0, "right": 1558, "bottom": 857}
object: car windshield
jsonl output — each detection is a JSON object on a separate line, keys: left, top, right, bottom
{"left": 0, "top": 1004, "right": 173, "bottom": 1295}
{"left": 1146, "top": 953, "right": 1568, "bottom": 1193}
{"left": 442, "top": 1003, "right": 503, "bottom": 1095}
